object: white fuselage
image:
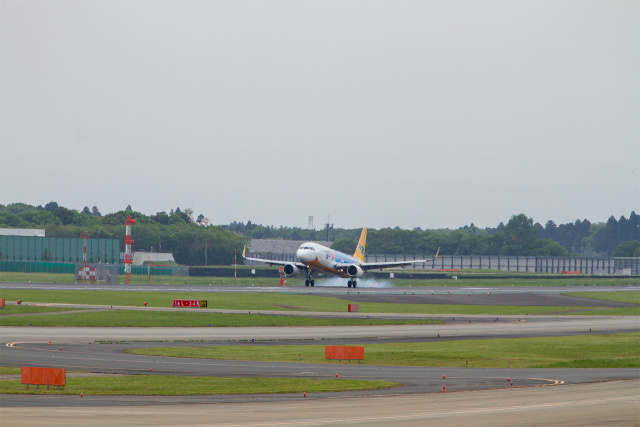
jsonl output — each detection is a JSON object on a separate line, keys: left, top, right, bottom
{"left": 296, "top": 242, "right": 359, "bottom": 278}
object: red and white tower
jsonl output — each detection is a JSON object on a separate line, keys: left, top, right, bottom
{"left": 79, "top": 232, "right": 90, "bottom": 283}
{"left": 125, "top": 216, "right": 135, "bottom": 284}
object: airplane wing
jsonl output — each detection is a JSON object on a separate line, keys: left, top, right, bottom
{"left": 336, "top": 247, "right": 440, "bottom": 271}
{"left": 242, "top": 245, "right": 307, "bottom": 269}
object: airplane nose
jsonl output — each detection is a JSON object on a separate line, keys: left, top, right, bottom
{"left": 297, "top": 249, "right": 312, "bottom": 262}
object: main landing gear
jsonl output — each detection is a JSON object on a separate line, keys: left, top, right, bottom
{"left": 347, "top": 280, "right": 357, "bottom": 288}
{"left": 304, "top": 270, "right": 314, "bottom": 287}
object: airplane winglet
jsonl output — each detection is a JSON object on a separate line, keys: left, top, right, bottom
{"left": 242, "top": 245, "right": 247, "bottom": 258}
{"left": 435, "top": 247, "right": 440, "bottom": 260}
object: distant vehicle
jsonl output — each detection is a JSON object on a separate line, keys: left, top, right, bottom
{"left": 243, "top": 227, "right": 439, "bottom": 287}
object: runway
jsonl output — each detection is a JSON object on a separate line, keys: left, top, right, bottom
{"left": 1, "top": 313, "right": 638, "bottom": 341}
{"left": 1, "top": 283, "right": 639, "bottom": 425}
{"left": 1, "top": 379, "right": 638, "bottom": 426}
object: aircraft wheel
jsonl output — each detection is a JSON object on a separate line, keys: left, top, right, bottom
{"left": 310, "top": 280, "right": 315, "bottom": 287}
{"left": 353, "top": 281, "right": 357, "bottom": 288}
{"left": 305, "top": 280, "right": 309, "bottom": 287}
{"left": 347, "top": 281, "right": 352, "bottom": 288}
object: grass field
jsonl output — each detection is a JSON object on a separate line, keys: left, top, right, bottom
{"left": 563, "top": 291, "right": 640, "bottom": 304}
{"left": 0, "top": 311, "right": 443, "bottom": 327}
{"left": 129, "top": 333, "right": 640, "bottom": 369}
{"left": 0, "top": 288, "right": 605, "bottom": 314}
{"left": 1, "top": 281, "right": 637, "bottom": 396}
{"left": 0, "top": 289, "right": 609, "bottom": 329}
{"left": 0, "top": 374, "right": 399, "bottom": 396}
{"left": 0, "top": 289, "right": 360, "bottom": 310}
{"left": 559, "top": 291, "right": 640, "bottom": 315}
{"left": 0, "top": 305, "right": 83, "bottom": 315}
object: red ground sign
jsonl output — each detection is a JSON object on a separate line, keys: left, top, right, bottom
{"left": 172, "top": 300, "right": 208, "bottom": 308}
{"left": 21, "top": 367, "right": 66, "bottom": 386}
{"left": 325, "top": 346, "right": 365, "bottom": 360}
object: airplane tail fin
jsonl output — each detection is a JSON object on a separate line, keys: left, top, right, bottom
{"left": 353, "top": 227, "right": 367, "bottom": 262}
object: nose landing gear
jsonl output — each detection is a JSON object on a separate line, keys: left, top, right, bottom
{"left": 304, "top": 270, "right": 314, "bottom": 287}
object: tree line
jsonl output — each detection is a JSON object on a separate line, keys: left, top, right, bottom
{"left": 0, "top": 203, "right": 246, "bottom": 266}
{"left": 222, "top": 212, "right": 640, "bottom": 258}
{"left": 1, "top": 203, "right": 638, "bottom": 264}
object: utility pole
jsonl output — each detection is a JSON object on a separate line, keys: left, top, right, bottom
{"left": 324, "top": 216, "right": 333, "bottom": 242}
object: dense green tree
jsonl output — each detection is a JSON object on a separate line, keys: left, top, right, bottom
{"left": 543, "top": 220, "right": 557, "bottom": 239}
{"left": 10, "top": 210, "right": 61, "bottom": 227}
{"left": 0, "top": 212, "right": 29, "bottom": 227}
{"left": 168, "top": 214, "right": 186, "bottom": 225}
{"left": 498, "top": 214, "right": 538, "bottom": 255}
{"left": 612, "top": 241, "right": 640, "bottom": 257}
{"left": 175, "top": 211, "right": 190, "bottom": 223}
{"left": 151, "top": 212, "right": 169, "bottom": 225}
{"left": 591, "top": 212, "right": 639, "bottom": 255}
{"left": 102, "top": 211, "right": 128, "bottom": 226}
{"left": 0, "top": 203, "right": 37, "bottom": 215}
{"left": 44, "top": 201, "right": 59, "bottom": 212}
{"left": 52, "top": 207, "right": 75, "bottom": 226}
{"left": 250, "top": 225, "right": 277, "bottom": 239}
{"left": 71, "top": 210, "right": 101, "bottom": 227}
{"left": 531, "top": 239, "right": 569, "bottom": 256}
{"left": 331, "top": 238, "right": 357, "bottom": 254}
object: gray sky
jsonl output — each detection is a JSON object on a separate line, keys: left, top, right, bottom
{"left": 1, "top": 0, "right": 638, "bottom": 230}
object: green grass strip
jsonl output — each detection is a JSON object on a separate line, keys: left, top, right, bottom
{"left": 0, "top": 311, "right": 442, "bottom": 327}
{"left": 563, "top": 291, "right": 640, "bottom": 304}
{"left": 0, "top": 375, "right": 398, "bottom": 395}
{"left": 129, "top": 333, "right": 640, "bottom": 369}
{"left": 0, "top": 289, "right": 355, "bottom": 310}
{"left": 0, "top": 306, "right": 83, "bottom": 315}
{"left": 0, "top": 289, "right": 604, "bottom": 317}
{"left": 564, "top": 307, "right": 639, "bottom": 316}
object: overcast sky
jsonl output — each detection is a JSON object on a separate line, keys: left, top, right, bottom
{"left": 1, "top": 0, "right": 638, "bottom": 230}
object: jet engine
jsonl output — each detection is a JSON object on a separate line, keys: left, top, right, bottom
{"left": 283, "top": 264, "right": 299, "bottom": 277}
{"left": 346, "top": 264, "right": 364, "bottom": 278}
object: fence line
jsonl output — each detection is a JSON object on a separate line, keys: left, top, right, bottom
{"left": 0, "top": 236, "right": 120, "bottom": 264}
{"left": 0, "top": 260, "right": 75, "bottom": 274}
{"left": 0, "top": 260, "right": 188, "bottom": 279}
{"left": 246, "top": 252, "right": 640, "bottom": 275}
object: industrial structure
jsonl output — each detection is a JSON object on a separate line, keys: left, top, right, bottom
{"left": 0, "top": 234, "right": 119, "bottom": 264}
{"left": 124, "top": 216, "right": 135, "bottom": 284}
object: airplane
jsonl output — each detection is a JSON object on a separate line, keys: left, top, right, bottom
{"left": 242, "top": 227, "right": 440, "bottom": 287}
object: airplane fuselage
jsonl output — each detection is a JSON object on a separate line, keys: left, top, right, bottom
{"left": 296, "top": 242, "right": 358, "bottom": 278}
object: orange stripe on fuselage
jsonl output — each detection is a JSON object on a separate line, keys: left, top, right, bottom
{"left": 305, "top": 258, "right": 349, "bottom": 278}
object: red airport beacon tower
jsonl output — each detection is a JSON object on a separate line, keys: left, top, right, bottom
{"left": 124, "top": 216, "right": 135, "bottom": 284}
